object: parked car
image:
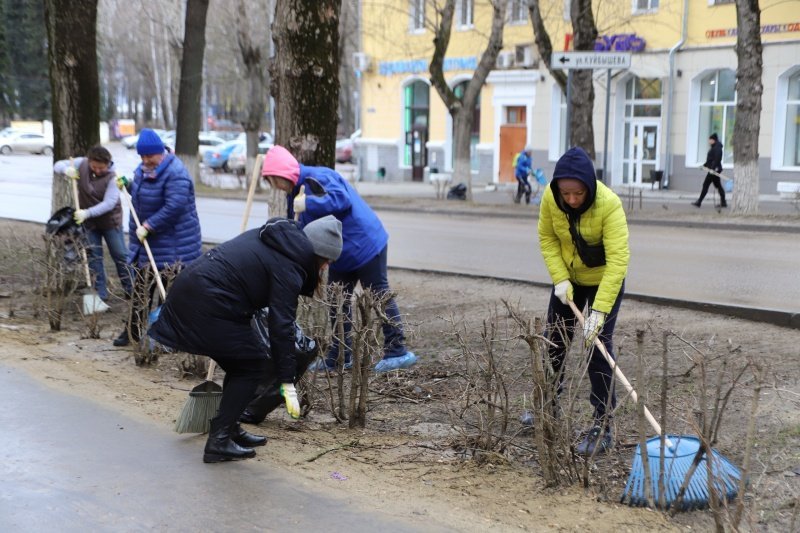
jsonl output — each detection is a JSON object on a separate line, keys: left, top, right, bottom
{"left": 202, "top": 139, "right": 243, "bottom": 171}
{"left": 335, "top": 129, "right": 360, "bottom": 163}
{"left": 226, "top": 142, "right": 247, "bottom": 174}
{"left": 122, "top": 129, "right": 168, "bottom": 150}
{"left": 0, "top": 132, "right": 54, "bottom": 155}
{"left": 198, "top": 133, "right": 226, "bottom": 158}
{"left": 0, "top": 127, "right": 23, "bottom": 139}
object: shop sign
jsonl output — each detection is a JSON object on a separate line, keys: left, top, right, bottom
{"left": 378, "top": 56, "right": 478, "bottom": 76}
{"left": 706, "top": 22, "right": 800, "bottom": 39}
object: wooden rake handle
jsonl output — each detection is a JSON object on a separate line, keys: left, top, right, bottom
{"left": 69, "top": 175, "right": 93, "bottom": 287}
{"left": 567, "top": 300, "right": 664, "bottom": 437}
{"left": 121, "top": 190, "right": 167, "bottom": 301}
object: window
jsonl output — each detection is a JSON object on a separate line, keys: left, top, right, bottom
{"left": 403, "top": 80, "right": 429, "bottom": 166}
{"left": 506, "top": 106, "right": 526, "bottom": 124}
{"left": 710, "top": 0, "right": 734, "bottom": 5}
{"left": 410, "top": 0, "right": 425, "bottom": 32}
{"left": 633, "top": 0, "right": 659, "bottom": 13}
{"left": 508, "top": 0, "right": 527, "bottom": 23}
{"left": 454, "top": 81, "right": 480, "bottom": 170}
{"left": 456, "top": 0, "right": 473, "bottom": 28}
{"left": 783, "top": 71, "right": 800, "bottom": 167}
{"left": 624, "top": 77, "right": 662, "bottom": 118}
{"left": 697, "top": 69, "right": 736, "bottom": 165}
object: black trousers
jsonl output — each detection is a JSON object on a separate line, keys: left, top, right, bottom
{"left": 697, "top": 173, "right": 726, "bottom": 205}
{"left": 211, "top": 357, "right": 271, "bottom": 429}
{"left": 545, "top": 281, "right": 625, "bottom": 422}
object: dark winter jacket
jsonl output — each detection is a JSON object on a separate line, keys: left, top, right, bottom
{"left": 288, "top": 165, "right": 388, "bottom": 273}
{"left": 704, "top": 140, "right": 723, "bottom": 174}
{"left": 128, "top": 153, "right": 202, "bottom": 268}
{"left": 148, "top": 218, "right": 319, "bottom": 383}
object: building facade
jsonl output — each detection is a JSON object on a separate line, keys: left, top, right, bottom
{"left": 356, "top": 0, "right": 800, "bottom": 193}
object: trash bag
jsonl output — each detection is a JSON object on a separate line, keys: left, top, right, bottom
{"left": 240, "top": 308, "right": 318, "bottom": 424}
{"left": 446, "top": 182, "right": 468, "bottom": 201}
{"left": 45, "top": 206, "right": 85, "bottom": 267}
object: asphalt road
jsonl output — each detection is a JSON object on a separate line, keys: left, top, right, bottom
{"left": 0, "top": 365, "right": 446, "bottom": 532}
{"left": 0, "top": 149, "right": 796, "bottom": 314}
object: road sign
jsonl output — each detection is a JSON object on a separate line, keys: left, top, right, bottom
{"left": 551, "top": 52, "right": 631, "bottom": 70}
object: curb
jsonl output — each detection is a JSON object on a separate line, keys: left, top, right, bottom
{"left": 389, "top": 266, "right": 799, "bottom": 330}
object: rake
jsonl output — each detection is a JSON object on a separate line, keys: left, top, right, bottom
{"left": 567, "top": 300, "right": 741, "bottom": 511}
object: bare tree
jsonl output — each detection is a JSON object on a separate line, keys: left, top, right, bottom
{"left": 175, "top": 0, "right": 210, "bottom": 184}
{"left": 234, "top": 0, "right": 271, "bottom": 178}
{"left": 429, "top": 0, "right": 506, "bottom": 201}
{"left": 732, "top": 0, "right": 763, "bottom": 214}
{"left": 270, "top": 0, "right": 340, "bottom": 166}
{"left": 528, "top": 0, "right": 598, "bottom": 158}
{"left": 44, "top": 0, "right": 100, "bottom": 212}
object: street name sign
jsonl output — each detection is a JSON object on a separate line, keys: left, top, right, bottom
{"left": 551, "top": 52, "right": 631, "bottom": 70}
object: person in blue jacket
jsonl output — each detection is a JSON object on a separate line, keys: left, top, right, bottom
{"left": 113, "top": 129, "right": 203, "bottom": 348}
{"left": 514, "top": 145, "right": 533, "bottom": 204}
{"left": 261, "top": 145, "right": 417, "bottom": 373}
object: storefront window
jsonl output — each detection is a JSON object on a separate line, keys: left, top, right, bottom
{"left": 697, "top": 69, "right": 736, "bottom": 165}
{"left": 454, "top": 81, "right": 480, "bottom": 170}
{"left": 784, "top": 71, "right": 800, "bottom": 167}
{"left": 404, "top": 80, "right": 429, "bottom": 166}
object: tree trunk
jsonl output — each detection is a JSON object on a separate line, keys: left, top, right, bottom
{"left": 732, "top": 0, "right": 763, "bottom": 215}
{"left": 44, "top": 0, "right": 100, "bottom": 214}
{"left": 270, "top": 0, "right": 340, "bottom": 167}
{"left": 528, "top": 1, "right": 566, "bottom": 92}
{"left": 175, "top": 0, "right": 210, "bottom": 185}
{"left": 236, "top": 0, "right": 270, "bottom": 189}
{"left": 429, "top": 0, "right": 505, "bottom": 201}
{"left": 569, "top": 0, "right": 597, "bottom": 159}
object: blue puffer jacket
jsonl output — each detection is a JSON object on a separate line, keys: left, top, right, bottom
{"left": 128, "top": 153, "right": 202, "bottom": 268}
{"left": 291, "top": 165, "right": 388, "bottom": 273}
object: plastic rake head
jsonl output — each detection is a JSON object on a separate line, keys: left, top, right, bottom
{"left": 620, "top": 435, "right": 742, "bottom": 511}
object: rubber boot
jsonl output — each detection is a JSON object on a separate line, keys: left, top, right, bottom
{"left": 232, "top": 423, "right": 267, "bottom": 448}
{"left": 203, "top": 420, "right": 256, "bottom": 463}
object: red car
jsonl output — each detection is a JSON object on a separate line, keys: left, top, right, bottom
{"left": 335, "top": 138, "right": 353, "bottom": 163}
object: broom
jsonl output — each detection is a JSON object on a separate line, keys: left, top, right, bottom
{"left": 567, "top": 300, "right": 741, "bottom": 511}
{"left": 173, "top": 154, "right": 264, "bottom": 434}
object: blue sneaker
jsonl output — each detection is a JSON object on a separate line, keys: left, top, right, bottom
{"left": 308, "top": 358, "right": 352, "bottom": 372}
{"left": 374, "top": 352, "right": 418, "bottom": 373}
{"left": 575, "top": 426, "right": 613, "bottom": 456}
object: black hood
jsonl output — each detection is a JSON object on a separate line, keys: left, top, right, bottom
{"left": 550, "top": 146, "right": 597, "bottom": 217}
{"left": 259, "top": 217, "right": 319, "bottom": 296}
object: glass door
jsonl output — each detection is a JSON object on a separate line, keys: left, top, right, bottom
{"left": 623, "top": 122, "right": 659, "bottom": 186}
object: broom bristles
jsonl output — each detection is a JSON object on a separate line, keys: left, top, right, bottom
{"left": 174, "top": 391, "right": 223, "bottom": 434}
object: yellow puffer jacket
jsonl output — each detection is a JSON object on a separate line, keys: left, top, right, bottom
{"left": 537, "top": 181, "right": 630, "bottom": 314}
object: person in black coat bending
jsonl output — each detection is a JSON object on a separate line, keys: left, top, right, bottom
{"left": 149, "top": 216, "right": 343, "bottom": 463}
{"left": 692, "top": 133, "right": 726, "bottom": 208}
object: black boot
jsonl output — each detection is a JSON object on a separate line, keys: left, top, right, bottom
{"left": 691, "top": 200, "right": 701, "bottom": 207}
{"left": 113, "top": 329, "right": 130, "bottom": 347}
{"left": 203, "top": 422, "right": 256, "bottom": 463}
{"left": 232, "top": 423, "right": 267, "bottom": 447}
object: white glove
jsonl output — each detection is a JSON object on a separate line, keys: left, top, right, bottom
{"left": 135, "top": 225, "right": 149, "bottom": 242}
{"left": 65, "top": 166, "right": 79, "bottom": 180}
{"left": 554, "top": 280, "right": 573, "bottom": 305}
{"left": 73, "top": 209, "right": 88, "bottom": 224}
{"left": 293, "top": 192, "right": 307, "bottom": 215}
{"left": 280, "top": 383, "right": 301, "bottom": 419}
{"left": 583, "top": 310, "right": 606, "bottom": 349}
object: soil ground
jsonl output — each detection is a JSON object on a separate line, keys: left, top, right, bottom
{"left": 1, "top": 218, "right": 798, "bottom": 532}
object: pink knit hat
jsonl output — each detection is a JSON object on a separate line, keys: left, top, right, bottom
{"left": 261, "top": 145, "right": 300, "bottom": 185}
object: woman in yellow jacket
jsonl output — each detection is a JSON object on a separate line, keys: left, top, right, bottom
{"left": 538, "top": 147, "right": 630, "bottom": 456}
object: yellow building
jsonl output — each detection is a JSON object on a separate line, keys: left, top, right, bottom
{"left": 356, "top": 0, "right": 800, "bottom": 193}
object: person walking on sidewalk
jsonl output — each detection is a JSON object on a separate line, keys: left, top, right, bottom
{"left": 261, "top": 145, "right": 417, "bottom": 373}
{"left": 514, "top": 145, "right": 534, "bottom": 204}
{"left": 692, "top": 133, "right": 726, "bottom": 208}
{"left": 54, "top": 146, "right": 133, "bottom": 302}
{"left": 113, "top": 129, "right": 202, "bottom": 348}
{"left": 149, "top": 216, "right": 343, "bottom": 463}
{"left": 538, "top": 146, "right": 630, "bottom": 456}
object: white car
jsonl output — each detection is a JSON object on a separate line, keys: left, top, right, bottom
{"left": 0, "top": 132, "right": 54, "bottom": 155}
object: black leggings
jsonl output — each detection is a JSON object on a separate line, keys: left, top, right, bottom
{"left": 211, "top": 357, "right": 271, "bottom": 429}
{"left": 698, "top": 173, "right": 726, "bottom": 205}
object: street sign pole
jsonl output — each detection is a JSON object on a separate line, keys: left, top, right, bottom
{"left": 551, "top": 52, "right": 631, "bottom": 181}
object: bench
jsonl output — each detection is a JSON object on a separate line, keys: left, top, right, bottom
{"left": 430, "top": 173, "right": 452, "bottom": 200}
{"left": 777, "top": 181, "right": 800, "bottom": 200}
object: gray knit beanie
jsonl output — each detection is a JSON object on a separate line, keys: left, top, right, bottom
{"left": 303, "top": 215, "right": 343, "bottom": 261}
